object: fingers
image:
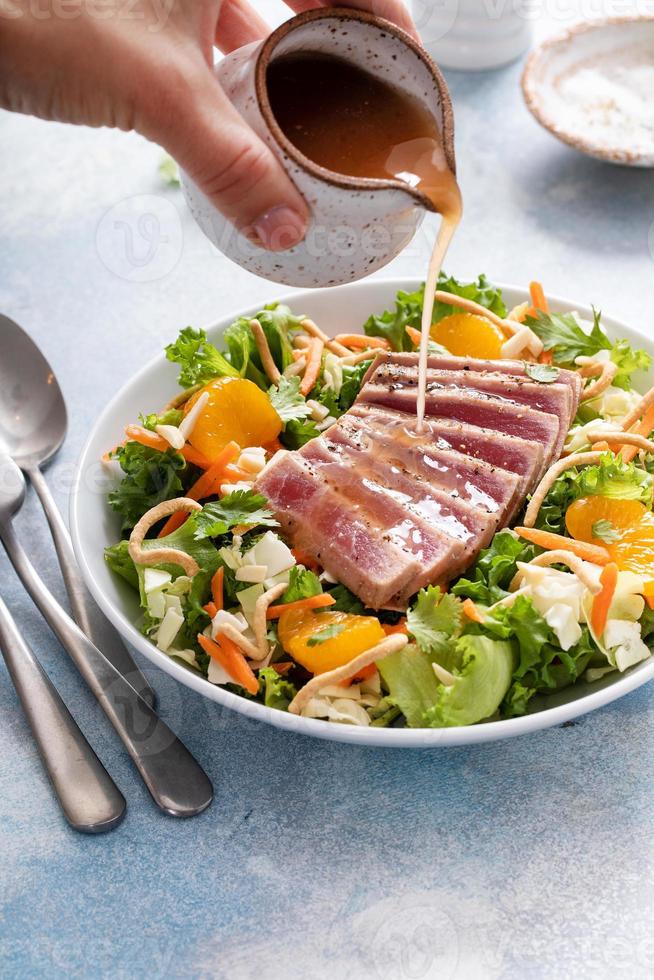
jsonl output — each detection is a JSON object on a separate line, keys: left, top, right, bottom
{"left": 150, "top": 63, "right": 308, "bottom": 251}
{"left": 215, "top": 0, "right": 270, "bottom": 54}
{"left": 283, "top": 0, "right": 420, "bottom": 42}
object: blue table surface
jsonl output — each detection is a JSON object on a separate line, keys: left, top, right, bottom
{"left": 3, "top": 9, "right": 654, "bottom": 979}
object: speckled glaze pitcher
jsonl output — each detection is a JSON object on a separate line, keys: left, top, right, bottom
{"left": 180, "top": 7, "right": 455, "bottom": 288}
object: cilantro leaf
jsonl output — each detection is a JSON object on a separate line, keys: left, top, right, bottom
{"left": 280, "top": 417, "right": 320, "bottom": 449}
{"left": 282, "top": 566, "right": 322, "bottom": 603}
{"left": 524, "top": 362, "right": 560, "bottom": 383}
{"left": 108, "top": 443, "right": 186, "bottom": 533}
{"left": 525, "top": 308, "right": 610, "bottom": 365}
{"left": 268, "top": 376, "right": 312, "bottom": 423}
{"left": 526, "top": 308, "right": 651, "bottom": 389}
{"left": 363, "top": 273, "right": 506, "bottom": 352}
{"left": 307, "top": 624, "right": 346, "bottom": 646}
{"left": 165, "top": 327, "right": 239, "bottom": 388}
{"left": 407, "top": 585, "right": 463, "bottom": 656}
{"left": 194, "top": 491, "right": 278, "bottom": 540}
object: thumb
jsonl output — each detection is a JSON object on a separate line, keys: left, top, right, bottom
{"left": 150, "top": 65, "right": 309, "bottom": 252}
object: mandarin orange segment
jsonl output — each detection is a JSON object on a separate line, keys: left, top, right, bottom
{"left": 567, "top": 498, "right": 654, "bottom": 591}
{"left": 607, "top": 513, "right": 654, "bottom": 590}
{"left": 565, "top": 496, "right": 647, "bottom": 544}
{"left": 277, "top": 608, "right": 385, "bottom": 675}
{"left": 184, "top": 377, "right": 282, "bottom": 460}
{"left": 430, "top": 313, "right": 505, "bottom": 359}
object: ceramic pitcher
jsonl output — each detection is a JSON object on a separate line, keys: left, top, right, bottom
{"left": 180, "top": 7, "right": 455, "bottom": 288}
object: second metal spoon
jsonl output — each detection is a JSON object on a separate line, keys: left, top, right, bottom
{"left": 0, "top": 455, "right": 213, "bottom": 817}
{"left": 0, "top": 313, "right": 155, "bottom": 707}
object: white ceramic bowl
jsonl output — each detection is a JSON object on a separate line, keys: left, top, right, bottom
{"left": 522, "top": 16, "right": 654, "bottom": 167}
{"left": 71, "top": 278, "right": 654, "bottom": 747}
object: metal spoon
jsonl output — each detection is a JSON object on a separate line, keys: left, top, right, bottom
{"left": 0, "top": 592, "right": 126, "bottom": 833}
{"left": 0, "top": 313, "right": 155, "bottom": 707}
{"left": 0, "top": 455, "right": 213, "bottom": 817}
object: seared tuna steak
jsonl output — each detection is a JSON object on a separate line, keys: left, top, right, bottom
{"left": 256, "top": 352, "right": 574, "bottom": 608}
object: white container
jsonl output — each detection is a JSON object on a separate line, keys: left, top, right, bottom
{"left": 412, "top": 0, "right": 533, "bottom": 70}
{"left": 180, "top": 8, "right": 455, "bottom": 288}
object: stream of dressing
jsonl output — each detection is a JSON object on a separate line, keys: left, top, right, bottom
{"left": 267, "top": 52, "right": 463, "bottom": 430}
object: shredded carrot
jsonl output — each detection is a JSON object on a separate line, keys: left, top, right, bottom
{"left": 646, "top": 595, "right": 654, "bottom": 610}
{"left": 538, "top": 350, "right": 554, "bottom": 365}
{"left": 405, "top": 325, "right": 422, "bottom": 347}
{"left": 218, "top": 463, "right": 251, "bottom": 485}
{"left": 124, "top": 424, "right": 213, "bottom": 469}
{"left": 270, "top": 661, "right": 293, "bottom": 675}
{"left": 266, "top": 593, "right": 336, "bottom": 619}
{"left": 591, "top": 563, "right": 619, "bottom": 637}
{"left": 622, "top": 402, "right": 654, "bottom": 463}
{"left": 263, "top": 437, "right": 284, "bottom": 454}
{"left": 197, "top": 633, "right": 259, "bottom": 695}
{"left": 211, "top": 567, "right": 224, "bottom": 611}
{"left": 382, "top": 620, "right": 409, "bottom": 636}
{"left": 204, "top": 602, "right": 218, "bottom": 618}
{"left": 514, "top": 526, "right": 611, "bottom": 565}
{"left": 462, "top": 598, "right": 485, "bottom": 623}
{"left": 181, "top": 446, "right": 213, "bottom": 469}
{"left": 300, "top": 338, "right": 324, "bottom": 396}
{"left": 333, "top": 334, "right": 390, "bottom": 350}
{"left": 158, "top": 441, "right": 241, "bottom": 537}
{"left": 125, "top": 425, "right": 167, "bottom": 452}
{"left": 529, "top": 281, "right": 549, "bottom": 313}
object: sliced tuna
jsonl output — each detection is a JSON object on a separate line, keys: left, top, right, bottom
{"left": 364, "top": 358, "right": 574, "bottom": 458}
{"left": 358, "top": 382, "right": 560, "bottom": 476}
{"left": 348, "top": 402, "right": 544, "bottom": 496}
{"left": 257, "top": 451, "right": 420, "bottom": 606}
{"left": 362, "top": 352, "right": 582, "bottom": 416}
{"left": 330, "top": 412, "right": 523, "bottom": 525}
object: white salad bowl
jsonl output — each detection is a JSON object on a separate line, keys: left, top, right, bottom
{"left": 71, "top": 279, "right": 654, "bottom": 747}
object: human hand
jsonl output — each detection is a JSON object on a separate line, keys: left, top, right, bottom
{"left": 0, "top": 0, "right": 418, "bottom": 250}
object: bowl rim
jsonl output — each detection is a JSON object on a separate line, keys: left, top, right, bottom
{"left": 70, "top": 277, "right": 654, "bottom": 747}
{"left": 521, "top": 14, "right": 654, "bottom": 166}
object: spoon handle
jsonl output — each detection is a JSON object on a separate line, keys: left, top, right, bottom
{"left": 0, "top": 593, "right": 126, "bottom": 833}
{"left": 25, "top": 465, "right": 157, "bottom": 708}
{"left": 0, "top": 520, "right": 213, "bottom": 817}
